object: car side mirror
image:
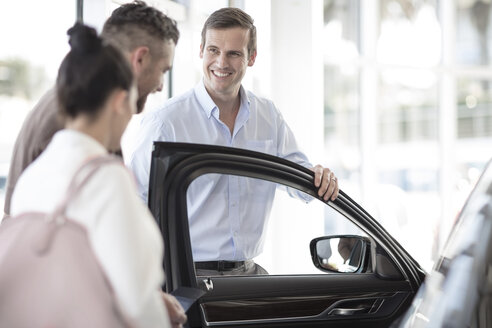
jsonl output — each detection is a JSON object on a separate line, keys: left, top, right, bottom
{"left": 310, "top": 236, "right": 368, "bottom": 273}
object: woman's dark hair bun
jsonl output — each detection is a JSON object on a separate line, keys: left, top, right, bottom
{"left": 57, "top": 22, "right": 133, "bottom": 119}
{"left": 67, "top": 22, "right": 102, "bottom": 54}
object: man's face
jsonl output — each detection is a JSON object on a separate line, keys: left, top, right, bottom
{"left": 136, "top": 39, "right": 176, "bottom": 113}
{"left": 200, "top": 27, "right": 256, "bottom": 100}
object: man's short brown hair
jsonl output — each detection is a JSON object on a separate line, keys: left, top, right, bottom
{"left": 102, "top": 1, "right": 179, "bottom": 57}
{"left": 201, "top": 7, "right": 256, "bottom": 56}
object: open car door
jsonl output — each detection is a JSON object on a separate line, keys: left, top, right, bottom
{"left": 148, "top": 142, "right": 425, "bottom": 328}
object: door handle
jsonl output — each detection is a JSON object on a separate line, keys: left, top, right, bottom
{"left": 329, "top": 307, "right": 370, "bottom": 316}
{"left": 327, "top": 297, "right": 384, "bottom": 316}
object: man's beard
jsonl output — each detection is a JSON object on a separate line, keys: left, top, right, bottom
{"left": 136, "top": 95, "right": 147, "bottom": 114}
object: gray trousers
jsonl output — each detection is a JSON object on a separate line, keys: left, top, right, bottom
{"left": 195, "top": 260, "right": 268, "bottom": 276}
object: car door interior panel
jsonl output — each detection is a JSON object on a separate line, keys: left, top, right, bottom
{"left": 198, "top": 276, "right": 413, "bottom": 324}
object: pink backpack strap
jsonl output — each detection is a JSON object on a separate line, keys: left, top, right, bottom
{"left": 33, "top": 155, "right": 122, "bottom": 254}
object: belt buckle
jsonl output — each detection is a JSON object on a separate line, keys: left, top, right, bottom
{"left": 218, "top": 261, "right": 242, "bottom": 271}
{"left": 217, "top": 261, "right": 228, "bottom": 271}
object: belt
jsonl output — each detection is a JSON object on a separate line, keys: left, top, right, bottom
{"left": 195, "top": 261, "right": 246, "bottom": 271}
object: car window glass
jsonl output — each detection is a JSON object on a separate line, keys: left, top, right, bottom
{"left": 187, "top": 173, "right": 366, "bottom": 276}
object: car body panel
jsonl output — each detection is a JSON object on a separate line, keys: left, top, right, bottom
{"left": 399, "top": 160, "right": 492, "bottom": 328}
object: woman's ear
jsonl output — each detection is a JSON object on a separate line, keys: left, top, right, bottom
{"left": 110, "top": 89, "right": 129, "bottom": 115}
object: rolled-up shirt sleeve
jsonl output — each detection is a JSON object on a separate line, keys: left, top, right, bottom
{"left": 273, "top": 106, "right": 314, "bottom": 202}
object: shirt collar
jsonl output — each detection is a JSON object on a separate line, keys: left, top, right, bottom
{"left": 238, "top": 84, "right": 251, "bottom": 111}
{"left": 235, "top": 86, "right": 251, "bottom": 131}
{"left": 194, "top": 79, "right": 251, "bottom": 119}
{"left": 194, "top": 79, "right": 217, "bottom": 119}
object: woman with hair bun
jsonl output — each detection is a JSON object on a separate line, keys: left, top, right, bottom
{"left": 10, "top": 23, "right": 174, "bottom": 328}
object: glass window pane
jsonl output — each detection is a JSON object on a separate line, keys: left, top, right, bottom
{"left": 375, "top": 68, "right": 440, "bottom": 269}
{"left": 324, "top": 65, "right": 360, "bottom": 178}
{"left": 457, "top": 79, "right": 492, "bottom": 139}
{"left": 324, "top": 0, "right": 359, "bottom": 52}
{"left": 455, "top": 78, "right": 492, "bottom": 223}
{"left": 323, "top": 0, "right": 361, "bottom": 230}
{"left": 378, "top": 0, "right": 440, "bottom": 67}
{"left": 456, "top": 0, "right": 492, "bottom": 65}
{"left": 378, "top": 69, "right": 439, "bottom": 143}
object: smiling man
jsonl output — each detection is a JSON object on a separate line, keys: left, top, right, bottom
{"left": 129, "top": 7, "right": 339, "bottom": 276}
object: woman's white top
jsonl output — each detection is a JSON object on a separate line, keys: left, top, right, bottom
{"left": 11, "top": 129, "right": 170, "bottom": 328}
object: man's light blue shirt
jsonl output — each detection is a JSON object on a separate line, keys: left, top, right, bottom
{"left": 128, "top": 80, "right": 311, "bottom": 261}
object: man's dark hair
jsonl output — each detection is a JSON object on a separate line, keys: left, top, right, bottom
{"left": 201, "top": 7, "right": 256, "bottom": 56}
{"left": 57, "top": 23, "right": 133, "bottom": 119}
{"left": 102, "top": 1, "right": 179, "bottom": 56}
